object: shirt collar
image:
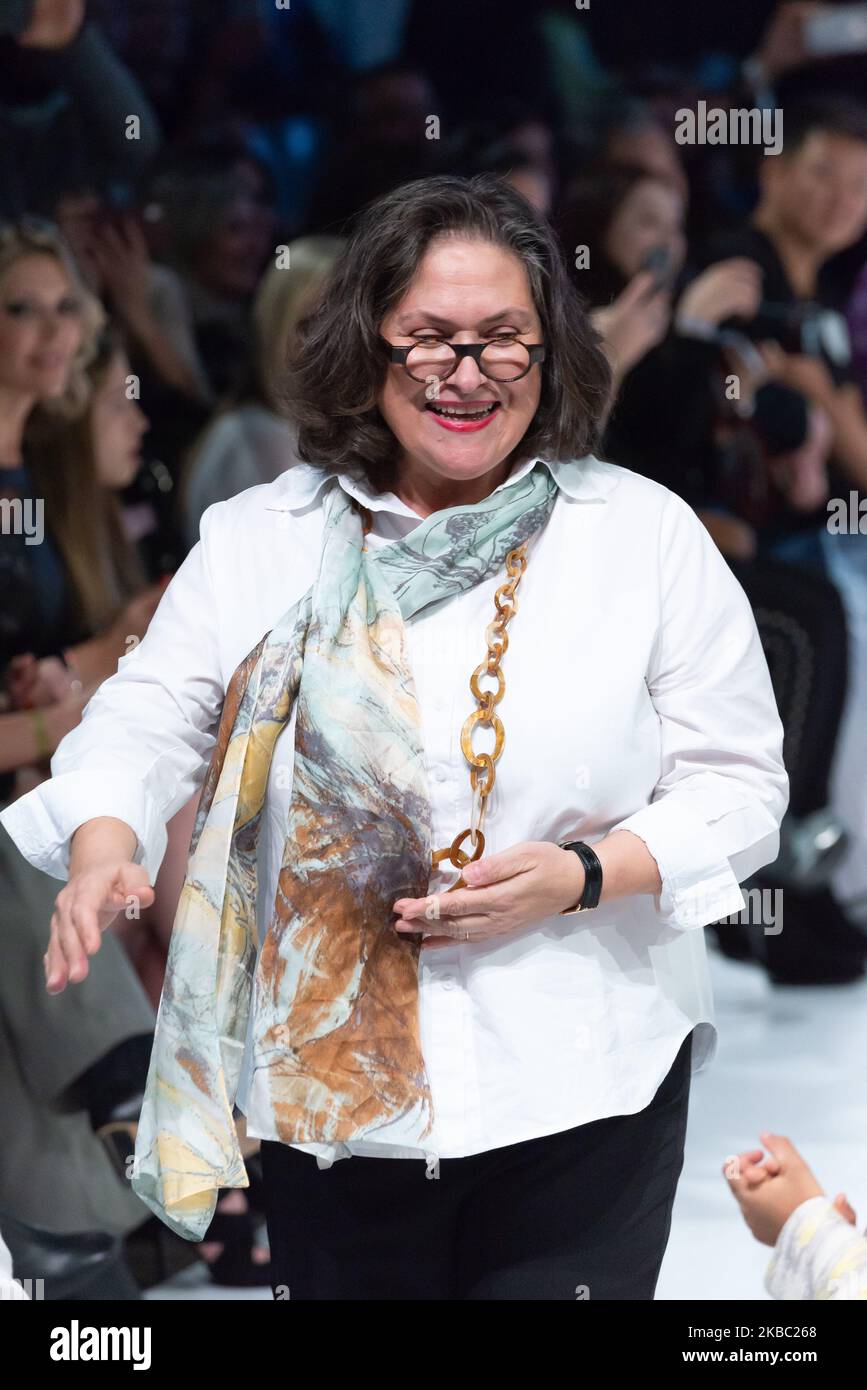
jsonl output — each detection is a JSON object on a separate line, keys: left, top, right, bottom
{"left": 264, "top": 454, "right": 619, "bottom": 519}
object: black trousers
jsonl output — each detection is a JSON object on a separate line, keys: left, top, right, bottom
{"left": 260, "top": 1028, "right": 693, "bottom": 1301}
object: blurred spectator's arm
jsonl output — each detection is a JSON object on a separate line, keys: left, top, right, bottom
{"left": 741, "top": 2, "right": 823, "bottom": 102}
{"left": 675, "top": 259, "right": 763, "bottom": 334}
{"left": 61, "top": 583, "right": 166, "bottom": 689}
{"left": 144, "top": 263, "right": 214, "bottom": 403}
{"left": 8, "top": 1, "right": 161, "bottom": 179}
{"left": 0, "top": 691, "right": 92, "bottom": 775}
{"left": 87, "top": 221, "right": 214, "bottom": 405}
{"left": 590, "top": 270, "right": 672, "bottom": 394}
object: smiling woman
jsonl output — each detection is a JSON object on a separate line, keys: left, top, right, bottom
{"left": 0, "top": 174, "right": 789, "bottom": 1302}
{"left": 284, "top": 173, "right": 612, "bottom": 511}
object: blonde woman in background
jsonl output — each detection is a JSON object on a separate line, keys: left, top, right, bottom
{"left": 21, "top": 326, "right": 163, "bottom": 703}
{"left": 0, "top": 227, "right": 263, "bottom": 1286}
{"left": 179, "top": 235, "right": 345, "bottom": 550}
{"left": 0, "top": 219, "right": 158, "bottom": 1279}
{"left": 0, "top": 218, "right": 143, "bottom": 779}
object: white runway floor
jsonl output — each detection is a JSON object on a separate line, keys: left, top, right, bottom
{"left": 657, "top": 938, "right": 867, "bottom": 1301}
{"left": 145, "top": 936, "right": 867, "bottom": 1301}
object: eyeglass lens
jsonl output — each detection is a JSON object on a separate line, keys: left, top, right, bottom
{"left": 404, "top": 341, "right": 532, "bottom": 381}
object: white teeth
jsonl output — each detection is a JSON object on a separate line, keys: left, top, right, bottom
{"left": 429, "top": 403, "right": 497, "bottom": 419}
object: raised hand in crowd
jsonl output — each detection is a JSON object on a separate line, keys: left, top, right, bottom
{"left": 750, "top": 2, "right": 825, "bottom": 84}
{"left": 675, "top": 257, "right": 763, "bottom": 331}
{"left": 591, "top": 268, "right": 672, "bottom": 385}
{"left": 85, "top": 215, "right": 214, "bottom": 404}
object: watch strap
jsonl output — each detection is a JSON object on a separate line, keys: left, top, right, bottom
{"left": 558, "top": 840, "right": 603, "bottom": 914}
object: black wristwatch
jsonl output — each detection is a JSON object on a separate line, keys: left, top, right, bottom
{"left": 558, "top": 840, "right": 603, "bottom": 915}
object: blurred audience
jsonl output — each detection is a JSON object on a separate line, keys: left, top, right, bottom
{"left": 180, "top": 234, "right": 344, "bottom": 548}
{"left": 0, "top": 0, "right": 159, "bottom": 219}
{"left": 144, "top": 145, "right": 277, "bottom": 400}
{"left": 3, "top": 0, "right": 867, "bottom": 1299}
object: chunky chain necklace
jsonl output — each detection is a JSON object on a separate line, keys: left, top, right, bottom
{"left": 360, "top": 502, "right": 529, "bottom": 894}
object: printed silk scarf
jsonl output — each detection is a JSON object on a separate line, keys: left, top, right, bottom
{"left": 131, "top": 461, "right": 559, "bottom": 1240}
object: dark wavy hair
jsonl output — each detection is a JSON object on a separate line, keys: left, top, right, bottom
{"left": 284, "top": 174, "right": 613, "bottom": 492}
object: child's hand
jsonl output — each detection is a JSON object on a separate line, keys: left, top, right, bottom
{"left": 723, "top": 1132, "right": 825, "bottom": 1246}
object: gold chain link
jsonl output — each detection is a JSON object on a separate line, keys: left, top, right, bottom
{"left": 358, "top": 503, "right": 530, "bottom": 894}
{"left": 431, "top": 541, "right": 529, "bottom": 891}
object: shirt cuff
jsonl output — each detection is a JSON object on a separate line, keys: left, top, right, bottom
{"left": 0, "top": 770, "right": 168, "bottom": 884}
{"left": 610, "top": 795, "right": 748, "bottom": 929}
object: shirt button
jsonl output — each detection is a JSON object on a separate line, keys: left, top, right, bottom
{"left": 432, "top": 767, "right": 448, "bottom": 783}
{"left": 442, "top": 976, "right": 456, "bottom": 990}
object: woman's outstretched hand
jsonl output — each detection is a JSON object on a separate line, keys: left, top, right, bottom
{"left": 393, "top": 841, "right": 585, "bottom": 949}
{"left": 46, "top": 860, "right": 154, "bottom": 993}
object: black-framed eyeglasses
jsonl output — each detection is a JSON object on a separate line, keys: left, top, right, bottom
{"left": 383, "top": 337, "right": 545, "bottom": 384}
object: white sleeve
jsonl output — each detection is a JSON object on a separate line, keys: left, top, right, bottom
{"left": 0, "top": 507, "right": 226, "bottom": 884}
{"left": 610, "top": 488, "right": 789, "bottom": 930}
{"left": 765, "top": 1196, "right": 867, "bottom": 1300}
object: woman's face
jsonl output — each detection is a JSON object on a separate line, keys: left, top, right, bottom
{"left": 378, "top": 236, "right": 544, "bottom": 490}
{"left": 603, "top": 179, "right": 687, "bottom": 283}
{"left": 91, "top": 351, "right": 149, "bottom": 489}
{"left": 0, "top": 254, "right": 84, "bottom": 400}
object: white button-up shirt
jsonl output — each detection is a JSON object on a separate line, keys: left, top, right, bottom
{"left": 0, "top": 452, "right": 789, "bottom": 1169}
